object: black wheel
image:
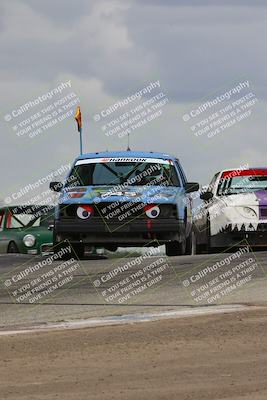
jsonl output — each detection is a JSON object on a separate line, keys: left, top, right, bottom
{"left": 206, "top": 216, "right": 213, "bottom": 254}
{"left": 191, "top": 230, "right": 197, "bottom": 255}
{"left": 7, "top": 242, "right": 19, "bottom": 253}
{"left": 71, "top": 243, "right": 85, "bottom": 259}
{"left": 165, "top": 240, "right": 186, "bottom": 256}
{"left": 104, "top": 245, "right": 118, "bottom": 252}
{"left": 185, "top": 231, "right": 192, "bottom": 255}
{"left": 192, "top": 230, "right": 207, "bottom": 254}
{"left": 53, "top": 241, "right": 73, "bottom": 260}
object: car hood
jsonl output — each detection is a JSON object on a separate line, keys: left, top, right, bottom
{"left": 218, "top": 190, "right": 267, "bottom": 207}
{"left": 60, "top": 185, "right": 181, "bottom": 204}
{"left": 209, "top": 190, "right": 267, "bottom": 236}
{"left": 15, "top": 226, "right": 53, "bottom": 242}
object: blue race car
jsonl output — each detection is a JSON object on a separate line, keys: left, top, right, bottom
{"left": 50, "top": 151, "right": 199, "bottom": 257}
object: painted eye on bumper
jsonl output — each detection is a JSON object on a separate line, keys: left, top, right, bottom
{"left": 144, "top": 205, "right": 160, "bottom": 218}
{"left": 236, "top": 206, "right": 257, "bottom": 219}
{"left": 77, "top": 205, "right": 94, "bottom": 219}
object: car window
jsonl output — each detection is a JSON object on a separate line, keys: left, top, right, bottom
{"left": 175, "top": 161, "right": 186, "bottom": 186}
{"left": 208, "top": 173, "right": 220, "bottom": 193}
{"left": 217, "top": 170, "right": 267, "bottom": 196}
{"left": 0, "top": 210, "right": 5, "bottom": 230}
{"left": 67, "top": 159, "right": 181, "bottom": 187}
{"left": 5, "top": 208, "right": 52, "bottom": 229}
{"left": 6, "top": 211, "right": 35, "bottom": 229}
{"left": 31, "top": 217, "right": 42, "bottom": 227}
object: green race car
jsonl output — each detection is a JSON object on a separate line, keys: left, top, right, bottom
{"left": 0, "top": 205, "right": 54, "bottom": 255}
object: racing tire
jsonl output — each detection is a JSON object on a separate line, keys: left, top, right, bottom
{"left": 104, "top": 245, "right": 118, "bottom": 252}
{"left": 192, "top": 230, "right": 208, "bottom": 254}
{"left": 7, "top": 242, "right": 19, "bottom": 254}
{"left": 191, "top": 230, "right": 197, "bottom": 255}
{"left": 71, "top": 243, "right": 85, "bottom": 259}
{"left": 206, "top": 218, "right": 220, "bottom": 254}
{"left": 165, "top": 239, "right": 186, "bottom": 256}
{"left": 206, "top": 216, "right": 215, "bottom": 254}
{"left": 53, "top": 241, "right": 73, "bottom": 260}
{"left": 185, "top": 231, "right": 193, "bottom": 255}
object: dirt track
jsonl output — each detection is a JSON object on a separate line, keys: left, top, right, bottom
{"left": 1, "top": 308, "right": 267, "bottom": 400}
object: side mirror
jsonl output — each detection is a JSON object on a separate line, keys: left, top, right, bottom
{"left": 185, "top": 182, "right": 199, "bottom": 193}
{"left": 49, "top": 181, "right": 63, "bottom": 192}
{"left": 200, "top": 191, "right": 213, "bottom": 201}
{"left": 48, "top": 224, "right": 54, "bottom": 231}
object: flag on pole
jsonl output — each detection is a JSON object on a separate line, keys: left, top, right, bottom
{"left": 75, "top": 106, "right": 82, "bottom": 132}
{"left": 75, "top": 106, "right": 83, "bottom": 154}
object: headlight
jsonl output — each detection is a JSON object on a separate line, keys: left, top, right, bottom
{"left": 23, "top": 234, "right": 36, "bottom": 248}
{"left": 238, "top": 207, "right": 257, "bottom": 219}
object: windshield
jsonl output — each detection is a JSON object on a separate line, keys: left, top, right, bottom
{"left": 217, "top": 170, "right": 267, "bottom": 196}
{"left": 66, "top": 159, "right": 180, "bottom": 187}
{"left": 6, "top": 207, "right": 54, "bottom": 229}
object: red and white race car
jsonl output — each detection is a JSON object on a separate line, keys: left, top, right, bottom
{"left": 194, "top": 167, "right": 267, "bottom": 252}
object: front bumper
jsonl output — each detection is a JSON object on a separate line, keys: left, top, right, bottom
{"left": 54, "top": 218, "right": 184, "bottom": 245}
{"left": 210, "top": 223, "right": 267, "bottom": 248}
{"left": 40, "top": 242, "right": 54, "bottom": 256}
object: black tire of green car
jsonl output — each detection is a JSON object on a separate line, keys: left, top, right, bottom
{"left": 7, "top": 242, "right": 19, "bottom": 253}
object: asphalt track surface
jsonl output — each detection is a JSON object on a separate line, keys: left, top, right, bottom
{"left": 0, "top": 248, "right": 267, "bottom": 331}
{"left": 1, "top": 251, "right": 267, "bottom": 400}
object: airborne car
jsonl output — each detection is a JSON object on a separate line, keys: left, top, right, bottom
{"left": 50, "top": 151, "right": 199, "bottom": 257}
{"left": 194, "top": 167, "right": 267, "bottom": 252}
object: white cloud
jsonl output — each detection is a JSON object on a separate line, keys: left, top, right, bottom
{"left": 1, "top": 1, "right": 72, "bottom": 43}
{"left": 77, "top": 0, "right": 132, "bottom": 53}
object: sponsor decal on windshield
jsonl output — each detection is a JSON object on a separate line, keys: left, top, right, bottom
{"left": 75, "top": 158, "right": 173, "bottom": 166}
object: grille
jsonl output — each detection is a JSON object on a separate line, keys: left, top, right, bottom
{"left": 260, "top": 208, "right": 267, "bottom": 218}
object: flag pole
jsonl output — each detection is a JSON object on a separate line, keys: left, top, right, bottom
{"left": 79, "top": 127, "right": 83, "bottom": 155}
{"left": 75, "top": 106, "right": 83, "bottom": 155}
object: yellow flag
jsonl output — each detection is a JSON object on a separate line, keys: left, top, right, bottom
{"left": 75, "top": 106, "right": 82, "bottom": 132}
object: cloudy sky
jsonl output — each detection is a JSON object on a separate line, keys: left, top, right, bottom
{"left": 0, "top": 0, "right": 266, "bottom": 203}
